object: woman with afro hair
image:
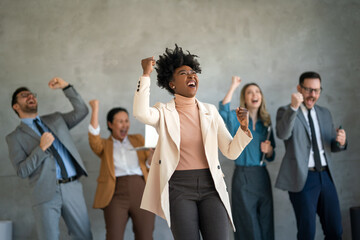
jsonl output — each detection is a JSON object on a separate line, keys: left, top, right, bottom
{"left": 133, "top": 45, "right": 252, "bottom": 240}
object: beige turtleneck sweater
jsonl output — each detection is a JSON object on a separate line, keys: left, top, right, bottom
{"left": 174, "top": 94, "right": 209, "bottom": 170}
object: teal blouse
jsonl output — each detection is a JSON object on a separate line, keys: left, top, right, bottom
{"left": 218, "top": 101, "right": 276, "bottom": 166}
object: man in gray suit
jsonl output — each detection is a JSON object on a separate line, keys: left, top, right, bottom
{"left": 275, "top": 72, "right": 347, "bottom": 240}
{"left": 6, "top": 77, "right": 93, "bottom": 239}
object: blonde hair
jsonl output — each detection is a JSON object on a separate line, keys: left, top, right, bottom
{"left": 240, "top": 83, "right": 271, "bottom": 127}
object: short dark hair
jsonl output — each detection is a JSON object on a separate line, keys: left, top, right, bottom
{"left": 299, "top": 71, "right": 321, "bottom": 85}
{"left": 11, "top": 87, "right": 30, "bottom": 116}
{"left": 106, "top": 107, "right": 128, "bottom": 132}
{"left": 155, "top": 44, "right": 201, "bottom": 95}
{"left": 12, "top": 87, "right": 30, "bottom": 107}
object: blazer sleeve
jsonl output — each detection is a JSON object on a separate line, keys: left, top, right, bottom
{"left": 215, "top": 107, "right": 253, "bottom": 160}
{"left": 276, "top": 105, "right": 298, "bottom": 140}
{"left": 88, "top": 132, "right": 105, "bottom": 157}
{"left": 218, "top": 100, "right": 239, "bottom": 136}
{"left": 6, "top": 131, "right": 49, "bottom": 178}
{"left": 133, "top": 76, "right": 160, "bottom": 126}
{"left": 60, "top": 86, "right": 89, "bottom": 129}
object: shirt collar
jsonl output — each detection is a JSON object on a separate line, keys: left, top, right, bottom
{"left": 111, "top": 135, "right": 129, "bottom": 144}
{"left": 21, "top": 115, "right": 40, "bottom": 126}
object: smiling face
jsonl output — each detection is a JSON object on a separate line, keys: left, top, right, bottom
{"left": 13, "top": 90, "right": 38, "bottom": 117}
{"left": 243, "top": 85, "right": 262, "bottom": 111}
{"left": 297, "top": 78, "right": 321, "bottom": 109}
{"left": 169, "top": 65, "right": 199, "bottom": 98}
{"left": 108, "top": 111, "right": 130, "bottom": 142}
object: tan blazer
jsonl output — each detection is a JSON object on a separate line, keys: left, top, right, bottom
{"left": 133, "top": 76, "right": 252, "bottom": 230}
{"left": 88, "top": 133, "right": 150, "bottom": 209}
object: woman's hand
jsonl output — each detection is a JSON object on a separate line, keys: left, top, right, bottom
{"left": 236, "top": 107, "right": 249, "bottom": 132}
{"left": 261, "top": 140, "right": 273, "bottom": 158}
{"left": 222, "top": 76, "right": 242, "bottom": 105}
{"left": 231, "top": 76, "right": 241, "bottom": 89}
{"left": 89, "top": 99, "right": 99, "bottom": 111}
{"left": 141, "top": 57, "right": 156, "bottom": 77}
{"left": 89, "top": 99, "right": 99, "bottom": 129}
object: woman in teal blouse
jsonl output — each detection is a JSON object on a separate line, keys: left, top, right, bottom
{"left": 219, "top": 76, "right": 275, "bottom": 240}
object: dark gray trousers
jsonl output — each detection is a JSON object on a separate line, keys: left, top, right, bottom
{"left": 232, "top": 166, "right": 274, "bottom": 240}
{"left": 169, "top": 169, "right": 230, "bottom": 240}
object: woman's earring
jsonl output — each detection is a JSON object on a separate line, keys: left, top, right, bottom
{"left": 172, "top": 86, "right": 175, "bottom": 89}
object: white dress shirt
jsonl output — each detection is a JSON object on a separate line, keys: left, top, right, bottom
{"left": 88, "top": 125, "right": 143, "bottom": 177}
{"left": 299, "top": 104, "right": 328, "bottom": 167}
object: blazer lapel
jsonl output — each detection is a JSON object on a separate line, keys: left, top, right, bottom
{"left": 197, "top": 100, "right": 213, "bottom": 146}
{"left": 164, "top": 99, "right": 180, "bottom": 150}
{"left": 106, "top": 136, "right": 116, "bottom": 180}
{"left": 41, "top": 117, "right": 57, "bottom": 136}
{"left": 297, "top": 108, "right": 311, "bottom": 140}
{"left": 19, "top": 121, "right": 40, "bottom": 140}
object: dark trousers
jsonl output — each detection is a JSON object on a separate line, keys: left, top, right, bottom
{"left": 169, "top": 169, "right": 230, "bottom": 240}
{"left": 103, "top": 175, "right": 155, "bottom": 240}
{"left": 289, "top": 169, "right": 342, "bottom": 240}
{"left": 231, "top": 166, "right": 274, "bottom": 240}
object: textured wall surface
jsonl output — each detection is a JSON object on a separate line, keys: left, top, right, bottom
{"left": 0, "top": 0, "right": 359, "bottom": 239}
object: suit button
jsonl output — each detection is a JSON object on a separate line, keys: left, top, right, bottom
{"left": 159, "top": 160, "right": 161, "bottom": 164}
{"left": 137, "top": 89, "right": 139, "bottom": 92}
{"left": 217, "top": 165, "right": 220, "bottom": 169}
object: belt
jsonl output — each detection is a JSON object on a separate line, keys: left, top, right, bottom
{"left": 308, "top": 166, "right": 328, "bottom": 172}
{"left": 57, "top": 175, "right": 78, "bottom": 184}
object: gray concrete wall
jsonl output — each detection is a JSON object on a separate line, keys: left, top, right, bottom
{"left": 0, "top": 0, "right": 359, "bottom": 239}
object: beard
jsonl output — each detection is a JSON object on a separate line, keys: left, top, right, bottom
{"left": 20, "top": 103, "right": 38, "bottom": 114}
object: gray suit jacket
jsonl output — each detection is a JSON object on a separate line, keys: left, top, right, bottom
{"left": 275, "top": 104, "right": 346, "bottom": 192}
{"left": 6, "top": 86, "right": 89, "bottom": 205}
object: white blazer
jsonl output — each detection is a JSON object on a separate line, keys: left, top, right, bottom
{"left": 133, "top": 76, "right": 252, "bottom": 230}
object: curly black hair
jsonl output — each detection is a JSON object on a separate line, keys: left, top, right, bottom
{"left": 155, "top": 44, "right": 201, "bottom": 95}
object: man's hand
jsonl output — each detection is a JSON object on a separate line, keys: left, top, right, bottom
{"left": 236, "top": 107, "right": 249, "bottom": 131}
{"left": 48, "top": 77, "right": 69, "bottom": 89}
{"left": 39, "top": 132, "right": 55, "bottom": 151}
{"left": 89, "top": 99, "right": 99, "bottom": 111}
{"left": 291, "top": 92, "right": 303, "bottom": 109}
{"left": 141, "top": 57, "right": 155, "bottom": 77}
{"left": 336, "top": 128, "right": 346, "bottom": 146}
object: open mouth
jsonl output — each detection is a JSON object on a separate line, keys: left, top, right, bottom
{"left": 27, "top": 99, "right": 36, "bottom": 105}
{"left": 120, "top": 129, "right": 128, "bottom": 136}
{"left": 187, "top": 80, "right": 197, "bottom": 88}
{"left": 251, "top": 99, "right": 259, "bottom": 104}
{"left": 305, "top": 97, "right": 315, "bottom": 105}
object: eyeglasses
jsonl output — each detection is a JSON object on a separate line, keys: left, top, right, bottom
{"left": 300, "top": 85, "right": 322, "bottom": 94}
{"left": 17, "top": 92, "right": 37, "bottom": 98}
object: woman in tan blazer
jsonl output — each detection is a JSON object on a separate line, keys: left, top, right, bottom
{"left": 133, "top": 45, "right": 252, "bottom": 240}
{"left": 88, "top": 100, "right": 154, "bottom": 240}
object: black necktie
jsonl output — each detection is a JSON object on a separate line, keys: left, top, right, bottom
{"left": 307, "top": 109, "right": 322, "bottom": 171}
{"left": 34, "top": 119, "right": 68, "bottom": 179}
